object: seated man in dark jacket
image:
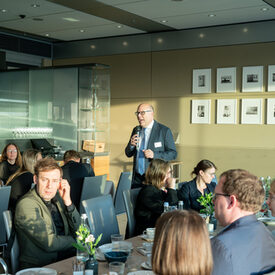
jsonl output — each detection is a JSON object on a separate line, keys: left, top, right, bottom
{"left": 15, "top": 157, "right": 81, "bottom": 269}
{"left": 62, "top": 150, "right": 95, "bottom": 209}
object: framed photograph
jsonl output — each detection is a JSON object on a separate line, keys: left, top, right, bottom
{"left": 241, "top": 99, "right": 262, "bottom": 124}
{"left": 217, "top": 99, "right": 237, "bottom": 124}
{"left": 192, "top": 68, "right": 211, "bottom": 94}
{"left": 216, "top": 67, "right": 236, "bottom": 93}
{"left": 242, "top": 66, "right": 263, "bottom": 92}
{"left": 191, "top": 99, "right": 211, "bottom": 124}
{"left": 268, "top": 65, "right": 275, "bottom": 92}
{"left": 267, "top": 98, "right": 275, "bottom": 124}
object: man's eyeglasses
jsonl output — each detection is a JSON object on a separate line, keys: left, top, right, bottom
{"left": 213, "top": 193, "right": 230, "bottom": 201}
{"left": 134, "top": 110, "right": 152, "bottom": 116}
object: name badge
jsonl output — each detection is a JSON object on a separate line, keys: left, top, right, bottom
{"left": 154, "top": 142, "right": 162, "bottom": 148}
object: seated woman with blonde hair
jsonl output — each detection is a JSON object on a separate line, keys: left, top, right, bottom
{"left": 135, "top": 158, "right": 178, "bottom": 235}
{"left": 152, "top": 210, "right": 213, "bottom": 275}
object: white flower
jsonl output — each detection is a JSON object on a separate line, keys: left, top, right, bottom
{"left": 78, "top": 235, "right": 83, "bottom": 241}
{"left": 85, "top": 234, "right": 95, "bottom": 244}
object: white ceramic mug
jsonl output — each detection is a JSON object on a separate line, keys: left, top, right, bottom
{"left": 143, "top": 228, "right": 155, "bottom": 240}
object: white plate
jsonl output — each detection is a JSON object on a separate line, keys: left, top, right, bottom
{"left": 16, "top": 268, "right": 57, "bottom": 275}
{"left": 127, "top": 271, "right": 154, "bottom": 275}
{"left": 141, "top": 262, "right": 152, "bottom": 270}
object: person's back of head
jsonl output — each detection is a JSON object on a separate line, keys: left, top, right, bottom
{"left": 63, "top": 150, "right": 81, "bottom": 163}
{"left": 152, "top": 210, "right": 213, "bottom": 275}
{"left": 220, "top": 169, "right": 264, "bottom": 213}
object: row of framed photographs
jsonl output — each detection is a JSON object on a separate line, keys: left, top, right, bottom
{"left": 192, "top": 65, "right": 275, "bottom": 94}
{"left": 192, "top": 98, "right": 275, "bottom": 124}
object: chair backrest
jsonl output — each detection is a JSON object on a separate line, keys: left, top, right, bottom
{"left": 114, "top": 172, "right": 132, "bottom": 215}
{"left": 122, "top": 188, "right": 141, "bottom": 239}
{"left": 3, "top": 210, "right": 19, "bottom": 274}
{"left": 82, "top": 194, "right": 119, "bottom": 245}
{"left": 0, "top": 186, "right": 11, "bottom": 245}
{"left": 79, "top": 175, "right": 107, "bottom": 214}
{"left": 104, "top": 180, "right": 115, "bottom": 199}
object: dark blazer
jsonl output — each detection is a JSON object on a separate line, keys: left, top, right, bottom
{"left": 134, "top": 184, "right": 178, "bottom": 235}
{"left": 211, "top": 215, "right": 275, "bottom": 275}
{"left": 125, "top": 120, "right": 177, "bottom": 183}
{"left": 177, "top": 178, "right": 216, "bottom": 212}
{"left": 62, "top": 161, "right": 95, "bottom": 209}
{"left": 8, "top": 171, "right": 34, "bottom": 213}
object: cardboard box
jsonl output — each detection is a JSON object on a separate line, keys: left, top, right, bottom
{"left": 83, "top": 140, "right": 105, "bottom": 153}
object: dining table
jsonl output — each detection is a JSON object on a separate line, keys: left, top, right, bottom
{"left": 44, "top": 235, "right": 150, "bottom": 275}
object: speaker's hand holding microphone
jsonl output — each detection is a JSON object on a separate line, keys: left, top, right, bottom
{"left": 130, "top": 126, "right": 141, "bottom": 149}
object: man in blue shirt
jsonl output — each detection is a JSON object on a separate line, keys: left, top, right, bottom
{"left": 211, "top": 169, "right": 275, "bottom": 275}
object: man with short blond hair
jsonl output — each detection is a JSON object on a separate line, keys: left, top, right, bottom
{"left": 125, "top": 103, "right": 177, "bottom": 188}
{"left": 15, "top": 157, "right": 80, "bottom": 269}
{"left": 211, "top": 169, "right": 275, "bottom": 275}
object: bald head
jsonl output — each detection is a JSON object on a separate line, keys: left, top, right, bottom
{"left": 136, "top": 103, "right": 154, "bottom": 128}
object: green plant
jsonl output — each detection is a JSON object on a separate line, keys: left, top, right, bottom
{"left": 72, "top": 224, "right": 102, "bottom": 257}
{"left": 197, "top": 192, "right": 214, "bottom": 218}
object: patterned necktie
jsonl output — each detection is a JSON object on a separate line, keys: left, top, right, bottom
{"left": 138, "top": 128, "right": 146, "bottom": 175}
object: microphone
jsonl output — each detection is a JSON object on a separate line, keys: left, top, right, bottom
{"left": 135, "top": 126, "right": 142, "bottom": 151}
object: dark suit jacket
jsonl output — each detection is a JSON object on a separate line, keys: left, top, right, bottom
{"left": 177, "top": 178, "right": 216, "bottom": 212}
{"left": 135, "top": 184, "right": 178, "bottom": 235}
{"left": 125, "top": 120, "right": 177, "bottom": 183}
{"left": 211, "top": 215, "right": 275, "bottom": 275}
{"left": 62, "top": 161, "right": 95, "bottom": 209}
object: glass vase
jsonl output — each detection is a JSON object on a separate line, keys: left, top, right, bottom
{"left": 85, "top": 255, "right": 98, "bottom": 275}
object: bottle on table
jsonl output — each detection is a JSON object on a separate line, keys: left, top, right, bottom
{"left": 178, "top": 200, "right": 184, "bottom": 210}
{"left": 163, "top": 202, "right": 169, "bottom": 213}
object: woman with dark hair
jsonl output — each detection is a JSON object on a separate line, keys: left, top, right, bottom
{"left": 134, "top": 159, "right": 178, "bottom": 235}
{"left": 177, "top": 159, "right": 217, "bottom": 212}
{"left": 0, "top": 143, "right": 22, "bottom": 184}
{"left": 6, "top": 149, "right": 42, "bottom": 212}
{"left": 152, "top": 210, "right": 213, "bottom": 275}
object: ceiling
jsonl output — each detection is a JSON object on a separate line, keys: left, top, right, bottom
{"left": 0, "top": 0, "right": 275, "bottom": 42}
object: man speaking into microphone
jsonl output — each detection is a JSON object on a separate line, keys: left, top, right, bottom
{"left": 125, "top": 103, "right": 177, "bottom": 188}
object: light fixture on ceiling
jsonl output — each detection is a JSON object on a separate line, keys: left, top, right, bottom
{"left": 117, "top": 25, "right": 123, "bottom": 28}
{"left": 1, "top": 9, "right": 7, "bottom": 13}
{"left": 63, "top": 17, "right": 80, "bottom": 22}
{"left": 243, "top": 27, "right": 248, "bottom": 33}
{"left": 122, "top": 41, "right": 128, "bottom": 46}
{"left": 80, "top": 29, "right": 85, "bottom": 33}
{"left": 208, "top": 14, "right": 216, "bottom": 17}
{"left": 160, "top": 20, "right": 168, "bottom": 23}
{"left": 157, "top": 38, "right": 163, "bottom": 43}
{"left": 90, "top": 45, "right": 96, "bottom": 49}
{"left": 45, "top": 33, "right": 50, "bottom": 37}
{"left": 31, "top": 4, "right": 40, "bottom": 8}
{"left": 199, "top": 33, "right": 205, "bottom": 38}
{"left": 261, "top": 7, "right": 269, "bottom": 11}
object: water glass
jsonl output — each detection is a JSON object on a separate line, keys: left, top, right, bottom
{"left": 111, "top": 234, "right": 123, "bottom": 251}
{"left": 109, "top": 261, "right": 125, "bottom": 275}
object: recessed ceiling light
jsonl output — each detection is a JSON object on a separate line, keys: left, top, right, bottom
{"left": 160, "top": 20, "right": 168, "bottom": 23}
{"left": 31, "top": 4, "right": 40, "bottom": 8}
{"left": 208, "top": 14, "right": 216, "bottom": 17}
{"left": 90, "top": 45, "right": 96, "bottom": 49}
{"left": 122, "top": 41, "right": 128, "bottom": 46}
{"left": 117, "top": 25, "right": 123, "bottom": 28}
{"left": 261, "top": 7, "right": 269, "bottom": 11}
{"left": 157, "top": 38, "right": 163, "bottom": 43}
{"left": 80, "top": 29, "right": 85, "bottom": 33}
{"left": 1, "top": 9, "right": 7, "bottom": 13}
{"left": 243, "top": 27, "right": 248, "bottom": 33}
{"left": 199, "top": 33, "right": 205, "bottom": 38}
{"left": 45, "top": 33, "right": 50, "bottom": 37}
{"left": 63, "top": 17, "right": 80, "bottom": 22}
